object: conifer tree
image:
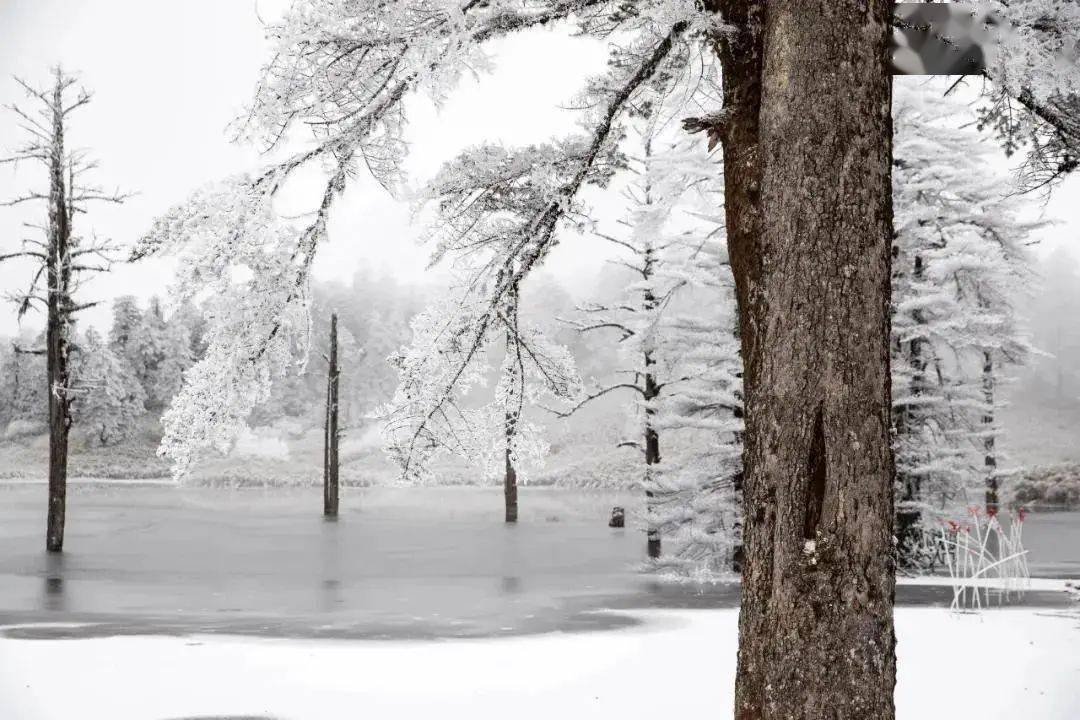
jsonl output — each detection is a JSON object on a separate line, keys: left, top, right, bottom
{"left": 72, "top": 328, "right": 146, "bottom": 445}
{"left": 891, "top": 79, "right": 1039, "bottom": 564}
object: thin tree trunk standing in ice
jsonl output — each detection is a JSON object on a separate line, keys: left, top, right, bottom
{"left": 324, "top": 313, "right": 340, "bottom": 518}
{"left": 705, "top": 1, "right": 897, "bottom": 717}
{"left": 504, "top": 407, "right": 518, "bottom": 523}
{"left": 982, "top": 351, "right": 998, "bottom": 515}
{"left": 44, "top": 77, "right": 73, "bottom": 554}
{"left": 503, "top": 280, "right": 521, "bottom": 524}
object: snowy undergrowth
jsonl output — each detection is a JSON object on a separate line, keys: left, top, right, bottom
{"left": 1, "top": 608, "right": 1077, "bottom": 720}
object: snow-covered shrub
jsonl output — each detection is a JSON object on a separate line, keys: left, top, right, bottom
{"left": 3, "top": 419, "right": 46, "bottom": 441}
{"left": 1011, "top": 464, "right": 1080, "bottom": 510}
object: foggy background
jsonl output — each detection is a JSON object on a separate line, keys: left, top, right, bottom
{"left": 1, "top": 0, "right": 1079, "bottom": 472}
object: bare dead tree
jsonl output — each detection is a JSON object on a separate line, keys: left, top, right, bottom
{"left": 0, "top": 68, "right": 129, "bottom": 552}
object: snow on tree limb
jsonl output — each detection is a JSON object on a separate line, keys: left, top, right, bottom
{"left": 138, "top": 0, "right": 698, "bottom": 475}
{"left": 377, "top": 21, "right": 691, "bottom": 479}
{"left": 892, "top": 79, "right": 1042, "bottom": 564}
{"left": 976, "top": 0, "right": 1080, "bottom": 191}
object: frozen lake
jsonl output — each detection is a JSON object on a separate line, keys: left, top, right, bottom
{"left": 1, "top": 485, "right": 1076, "bottom": 640}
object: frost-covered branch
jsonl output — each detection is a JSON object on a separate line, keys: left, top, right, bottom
{"left": 142, "top": 0, "right": 690, "bottom": 474}
{"left": 975, "top": 0, "right": 1080, "bottom": 191}
{"left": 378, "top": 22, "right": 689, "bottom": 478}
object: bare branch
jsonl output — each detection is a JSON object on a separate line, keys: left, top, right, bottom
{"left": 0, "top": 192, "right": 48, "bottom": 207}
{"left": 544, "top": 382, "right": 644, "bottom": 418}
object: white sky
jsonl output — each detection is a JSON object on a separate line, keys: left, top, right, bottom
{"left": 0, "top": 1, "right": 1077, "bottom": 337}
{"left": 0, "top": 0, "right": 617, "bottom": 336}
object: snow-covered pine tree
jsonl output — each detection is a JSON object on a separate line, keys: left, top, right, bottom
{"left": 892, "top": 78, "right": 1040, "bottom": 566}
{"left": 556, "top": 124, "right": 742, "bottom": 567}
{"left": 72, "top": 328, "right": 146, "bottom": 446}
{"left": 655, "top": 215, "right": 744, "bottom": 575}
{"left": 979, "top": 0, "right": 1080, "bottom": 193}
{"left": 109, "top": 296, "right": 143, "bottom": 361}
{"left": 109, "top": 295, "right": 196, "bottom": 414}
{"left": 0, "top": 334, "right": 47, "bottom": 428}
{"left": 132, "top": 297, "right": 195, "bottom": 412}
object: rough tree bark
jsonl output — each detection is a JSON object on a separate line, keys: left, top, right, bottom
{"left": 982, "top": 351, "right": 998, "bottom": 515}
{"left": 45, "top": 77, "right": 73, "bottom": 554}
{"left": 324, "top": 312, "right": 340, "bottom": 518}
{"left": 707, "top": 1, "right": 898, "bottom": 717}
{"left": 504, "top": 412, "right": 519, "bottom": 523}
{"left": 503, "top": 280, "right": 520, "bottom": 524}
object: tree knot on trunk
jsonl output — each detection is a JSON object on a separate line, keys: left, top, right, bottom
{"left": 803, "top": 405, "right": 828, "bottom": 542}
{"left": 682, "top": 110, "right": 730, "bottom": 151}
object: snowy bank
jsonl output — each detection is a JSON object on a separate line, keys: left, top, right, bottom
{"left": 1, "top": 607, "right": 1077, "bottom": 720}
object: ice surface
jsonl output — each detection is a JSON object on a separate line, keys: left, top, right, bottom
{"left": 0, "top": 486, "right": 1077, "bottom": 641}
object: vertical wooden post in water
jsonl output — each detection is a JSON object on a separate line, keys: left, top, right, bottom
{"left": 324, "top": 313, "right": 340, "bottom": 518}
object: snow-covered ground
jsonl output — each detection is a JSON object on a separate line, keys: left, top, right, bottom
{"left": 1, "top": 607, "right": 1077, "bottom": 720}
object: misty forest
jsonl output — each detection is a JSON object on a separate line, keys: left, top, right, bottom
{"left": 1, "top": 2, "right": 1080, "bottom": 719}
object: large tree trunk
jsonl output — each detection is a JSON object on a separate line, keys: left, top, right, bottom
{"left": 45, "top": 310, "right": 70, "bottom": 553}
{"left": 45, "top": 77, "right": 72, "bottom": 554}
{"left": 715, "top": 1, "right": 898, "bottom": 717}
{"left": 323, "top": 313, "right": 340, "bottom": 518}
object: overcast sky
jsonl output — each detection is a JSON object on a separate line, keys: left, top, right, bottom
{"left": 0, "top": 1, "right": 1077, "bottom": 337}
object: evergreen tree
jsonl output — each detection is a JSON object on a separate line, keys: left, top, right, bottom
{"left": 655, "top": 225, "right": 744, "bottom": 574}
{"left": 72, "top": 328, "right": 146, "bottom": 445}
{"left": 144, "top": 297, "right": 195, "bottom": 410}
{"left": 109, "top": 295, "right": 143, "bottom": 361}
{"left": 0, "top": 333, "right": 47, "bottom": 427}
{"left": 891, "top": 79, "right": 1039, "bottom": 565}
{"left": 560, "top": 128, "right": 742, "bottom": 566}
